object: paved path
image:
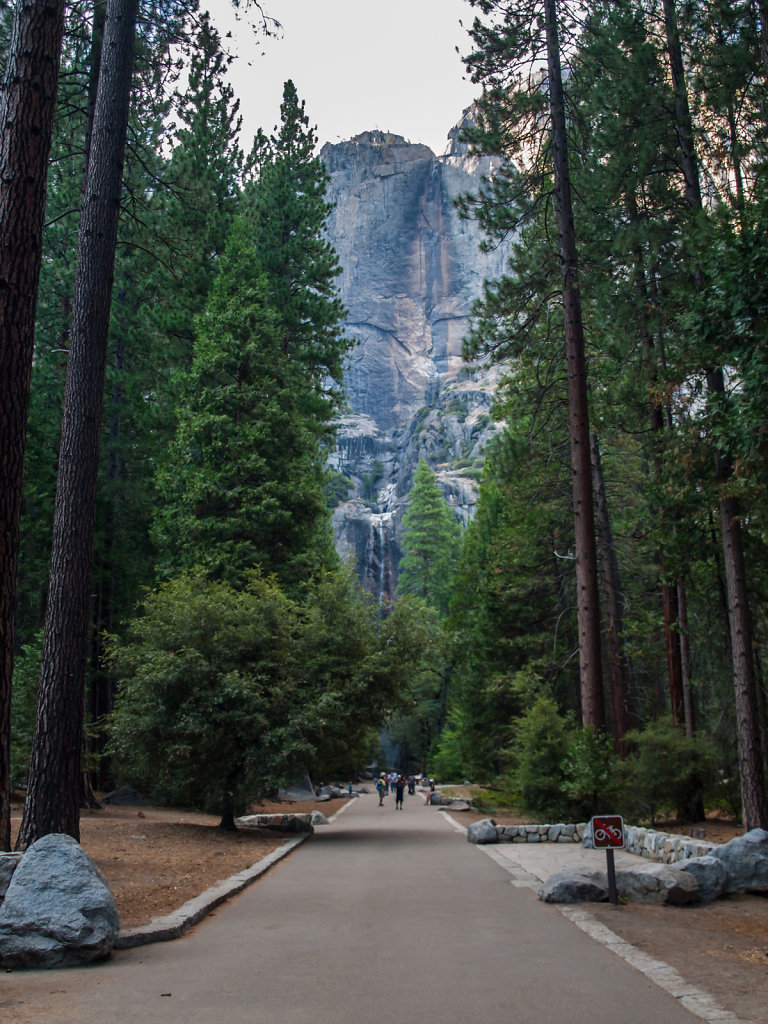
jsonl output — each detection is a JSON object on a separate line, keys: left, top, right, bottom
{"left": 7, "top": 793, "right": 703, "bottom": 1024}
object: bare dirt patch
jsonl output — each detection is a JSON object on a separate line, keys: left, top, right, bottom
{"left": 8, "top": 795, "right": 348, "bottom": 929}
{"left": 586, "top": 894, "right": 768, "bottom": 1022}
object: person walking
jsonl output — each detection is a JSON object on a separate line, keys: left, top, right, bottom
{"left": 376, "top": 775, "right": 386, "bottom": 806}
{"left": 395, "top": 775, "right": 405, "bottom": 809}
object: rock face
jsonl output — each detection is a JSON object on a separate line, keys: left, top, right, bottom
{"left": 323, "top": 113, "right": 511, "bottom": 601}
{"left": 0, "top": 833, "right": 119, "bottom": 969}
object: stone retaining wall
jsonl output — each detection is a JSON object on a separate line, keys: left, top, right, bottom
{"left": 622, "top": 825, "right": 718, "bottom": 863}
{"left": 483, "top": 821, "right": 722, "bottom": 863}
{"left": 492, "top": 822, "right": 586, "bottom": 844}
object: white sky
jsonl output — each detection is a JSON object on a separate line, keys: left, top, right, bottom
{"left": 204, "top": 0, "right": 480, "bottom": 155}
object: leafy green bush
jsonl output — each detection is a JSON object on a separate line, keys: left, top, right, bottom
{"left": 561, "top": 727, "right": 622, "bottom": 820}
{"left": 108, "top": 568, "right": 438, "bottom": 823}
{"left": 108, "top": 572, "right": 304, "bottom": 827}
{"left": 511, "top": 695, "right": 570, "bottom": 820}
{"left": 623, "top": 719, "right": 719, "bottom": 824}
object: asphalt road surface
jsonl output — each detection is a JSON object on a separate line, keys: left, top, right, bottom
{"left": 5, "top": 792, "right": 700, "bottom": 1024}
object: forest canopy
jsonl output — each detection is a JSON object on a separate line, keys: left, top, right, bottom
{"left": 2, "top": 0, "right": 768, "bottom": 846}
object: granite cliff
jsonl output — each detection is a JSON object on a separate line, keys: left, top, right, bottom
{"left": 323, "top": 112, "right": 511, "bottom": 601}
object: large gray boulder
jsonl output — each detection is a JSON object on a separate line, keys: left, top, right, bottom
{"left": 316, "top": 785, "right": 347, "bottom": 799}
{"left": 710, "top": 828, "right": 768, "bottom": 893}
{"left": 467, "top": 819, "right": 498, "bottom": 845}
{"left": 237, "top": 813, "right": 314, "bottom": 834}
{"left": 616, "top": 863, "right": 699, "bottom": 905}
{"left": 539, "top": 872, "right": 608, "bottom": 904}
{"left": 675, "top": 855, "right": 730, "bottom": 902}
{"left": 0, "top": 833, "right": 119, "bottom": 969}
{"left": 101, "top": 784, "right": 147, "bottom": 806}
{"left": 539, "top": 864, "right": 698, "bottom": 905}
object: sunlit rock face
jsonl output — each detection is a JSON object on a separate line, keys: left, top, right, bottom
{"left": 323, "top": 112, "right": 511, "bottom": 602}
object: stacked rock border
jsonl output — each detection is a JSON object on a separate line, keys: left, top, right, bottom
{"left": 466, "top": 817, "right": 768, "bottom": 905}
{"left": 466, "top": 818, "right": 718, "bottom": 864}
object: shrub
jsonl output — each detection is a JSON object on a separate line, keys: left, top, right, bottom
{"left": 561, "top": 727, "right": 622, "bottom": 820}
{"left": 623, "top": 719, "right": 719, "bottom": 824}
{"left": 511, "top": 695, "right": 570, "bottom": 820}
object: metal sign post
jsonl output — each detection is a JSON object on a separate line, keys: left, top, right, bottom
{"left": 590, "top": 815, "right": 625, "bottom": 904}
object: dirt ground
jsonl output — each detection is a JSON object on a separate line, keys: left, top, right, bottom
{"left": 5, "top": 793, "right": 768, "bottom": 1022}
{"left": 7, "top": 794, "right": 348, "bottom": 929}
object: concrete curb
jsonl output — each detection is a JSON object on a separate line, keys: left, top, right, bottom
{"left": 114, "top": 797, "right": 358, "bottom": 949}
{"left": 560, "top": 907, "right": 751, "bottom": 1024}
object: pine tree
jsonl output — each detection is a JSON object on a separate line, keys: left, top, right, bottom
{"left": 247, "top": 80, "right": 351, "bottom": 438}
{"left": 154, "top": 219, "right": 337, "bottom": 588}
{"left": 0, "top": 0, "right": 67, "bottom": 852}
{"left": 396, "top": 460, "right": 462, "bottom": 617}
{"left": 464, "top": 0, "right": 605, "bottom": 728}
{"left": 18, "top": 0, "right": 139, "bottom": 848}
{"left": 155, "top": 81, "right": 350, "bottom": 590}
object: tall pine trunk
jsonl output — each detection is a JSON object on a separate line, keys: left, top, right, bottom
{"left": 17, "top": 0, "right": 139, "bottom": 848}
{"left": 758, "top": 0, "right": 768, "bottom": 80}
{"left": 0, "top": 0, "right": 66, "bottom": 852}
{"left": 543, "top": 0, "right": 604, "bottom": 728}
{"left": 590, "top": 435, "right": 629, "bottom": 750}
{"left": 626, "top": 193, "right": 687, "bottom": 728}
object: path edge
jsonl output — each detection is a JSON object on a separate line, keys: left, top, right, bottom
{"left": 440, "top": 811, "right": 752, "bottom": 1024}
{"left": 116, "top": 797, "right": 356, "bottom": 949}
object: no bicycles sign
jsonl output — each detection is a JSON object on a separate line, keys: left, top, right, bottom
{"left": 590, "top": 815, "right": 625, "bottom": 849}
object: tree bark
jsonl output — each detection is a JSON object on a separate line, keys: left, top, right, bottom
{"left": 0, "top": 0, "right": 66, "bottom": 852}
{"left": 677, "top": 580, "right": 695, "bottom": 737}
{"left": 590, "top": 436, "right": 629, "bottom": 750}
{"left": 543, "top": 0, "right": 604, "bottom": 728}
{"left": 661, "top": 0, "right": 703, "bottom": 209}
{"left": 715, "top": 412, "right": 768, "bottom": 829}
{"left": 758, "top": 0, "right": 768, "bottom": 81}
{"left": 17, "top": 0, "right": 139, "bottom": 849}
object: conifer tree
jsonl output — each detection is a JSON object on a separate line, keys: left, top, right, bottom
{"left": 0, "top": 0, "right": 67, "bottom": 852}
{"left": 247, "top": 80, "right": 351, "bottom": 438}
{"left": 154, "top": 219, "right": 336, "bottom": 588}
{"left": 156, "top": 81, "right": 350, "bottom": 590}
{"left": 463, "top": 0, "right": 605, "bottom": 728}
{"left": 396, "top": 460, "right": 462, "bottom": 617}
{"left": 18, "top": 0, "right": 139, "bottom": 848}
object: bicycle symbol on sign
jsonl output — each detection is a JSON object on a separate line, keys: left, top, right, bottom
{"left": 590, "top": 815, "right": 625, "bottom": 849}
